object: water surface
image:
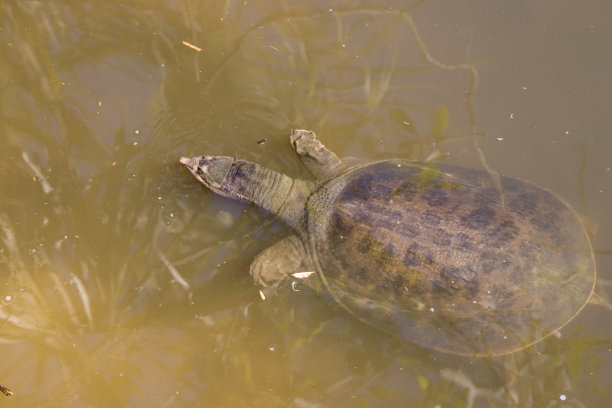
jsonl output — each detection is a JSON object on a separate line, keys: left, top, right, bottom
{"left": 1, "top": 1, "right": 611, "bottom": 406}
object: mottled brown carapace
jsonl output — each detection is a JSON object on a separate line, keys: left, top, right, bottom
{"left": 309, "top": 161, "right": 594, "bottom": 356}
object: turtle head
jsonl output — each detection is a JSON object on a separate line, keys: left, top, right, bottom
{"left": 180, "top": 155, "right": 236, "bottom": 199}
{"left": 180, "top": 154, "right": 313, "bottom": 228}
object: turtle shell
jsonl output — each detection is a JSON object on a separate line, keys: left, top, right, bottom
{"left": 306, "top": 161, "right": 595, "bottom": 356}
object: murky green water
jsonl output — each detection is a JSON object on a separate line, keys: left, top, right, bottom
{"left": 1, "top": 0, "right": 611, "bottom": 406}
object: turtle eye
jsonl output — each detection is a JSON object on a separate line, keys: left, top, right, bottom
{"left": 198, "top": 158, "right": 209, "bottom": 171}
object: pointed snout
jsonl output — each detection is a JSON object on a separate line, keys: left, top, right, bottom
{"left": 179, "top": 155, "right": 236, "bottom": 194}
{"left": 179, "top": 156, "right": 198, "bottom": 173}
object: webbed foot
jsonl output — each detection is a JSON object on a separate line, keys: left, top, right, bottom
{"left": 290, "top": 129, "right": 342, "bottom": 179}
{"left": 250, "top": 235, "right": 314, "bottom": 288}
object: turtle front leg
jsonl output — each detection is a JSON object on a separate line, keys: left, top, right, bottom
{"left": 290, "top": 129, "right": 343, "bottom": 179}
{"left": 250, "top": 235, "right": 314, "bottom": 288}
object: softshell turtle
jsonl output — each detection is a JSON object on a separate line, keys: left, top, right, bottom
{"left": 180, "top": 130, "right": 595, "bottom": 356}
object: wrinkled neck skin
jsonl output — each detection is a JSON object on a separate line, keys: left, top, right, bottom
{"left": 185, "top": 156, "right": 315, "bottom": 230}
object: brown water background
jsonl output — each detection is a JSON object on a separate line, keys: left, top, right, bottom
{"left": 1, "top": 1, "right": 611, "bottom": 407}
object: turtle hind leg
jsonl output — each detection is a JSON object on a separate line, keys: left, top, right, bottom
{"left": 250, "top": 235, "right": 315, "bottom": 289}
{"left": 290, "top": 129, "right": 342, "bottom": 179}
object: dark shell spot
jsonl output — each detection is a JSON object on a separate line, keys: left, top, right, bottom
{"left": 342, "top": 173, "right": 376, "bottom": 202}
{"left": 433, "top": 228, "right": 452, "bottom": 246}
{"left": 355, "top": 236, "right": 396, "bottom": 266}
{"left": 463, "top": 278, "right": 480, "bottom": 297}
{"left": 479, "top": 250, "right": 497, "bottom": 260}
{"left": 439, "top": 266, "right": 479, "bottom": 295}
{"left": 402, "top": 224, "right": 419, "bottom": 238}
{"left": 403, "top": 250, "right": 421, "bottom": 267}
{"left": 374, "top": 209, "right": 404, "bottom": 230}
{"left": 509, "top": 192, "right": 539, "bottom": 214}
{"left": 479, "top": 251, "right": 512, "bottom": 275}
{"left": 479, "top": 259, "right": 496, "bottom": 275}
{"left": 374, "top": 242, "right": 395, "bottom": 266}
{"left": 461, "top": 207, "right": 495, "bottom": 228}
{"left": 393, "top": 180, "right": 419, "bottom": 201}
{"left": 390, "top": 273, "right": 407, "bottom": 297}
{"left": 454, "top": 232, "right": 475, "bottom": 252}
{"left": 377, "top": 184, "right": 394, "bottom": 201}
{"left": 485, "top": 219, "right": 520, "bottom": 245}
{"left": 444, "top": 264, "right": 476, "bottom": 285}
{"left": 499, "top": 219, "right": 519, "bottom": 238}
{"left": 432, "top": 278, "right": 455, "bottom": 294}
{"left": 529, "top": 211, "right": 558, "bottom": 233}
{"left": 328, "top": 214, "right": 354, "bottom": 248}
{"left": 403, "top": 250, "right": 421, "bottom": 268}
{"left": 501, "top": 176, "right": 524, "bottom": 192}
{"left": 422, "top": 188, "right": 450, "bottom": 207}
{"left": 403, "top": 245, "right": 434, "bottom": 268}
{"left": 356, "top": 234, "right": 376, "bottom": 255}
{"left": 440, "top": 266, "right": 463, "bottom": 285}
{"left": 385, "top": 242, "right": 398, "bottom": 259}
{"left": 421, "top": 212, "right": 441, "bottom": 226}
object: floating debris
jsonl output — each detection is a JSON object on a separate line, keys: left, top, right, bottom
{"left": 182, "top": 41, "right": 202, "bottom": 52}
{"left": 158, "top": 250, "right": 193, "bottom": 301}
{"left": 291, "top": 271, "right": 315, "bottom": 279}
{"left": 22, "top": 152, "right": 53, "bottom": 194}
{"left": 0, "top": 383, "right": 13, "bottom": 396}
{"left": 71, "top": 270, "right": 94, "bottom": 328}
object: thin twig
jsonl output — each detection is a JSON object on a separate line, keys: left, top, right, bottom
{"left": 0, "top": 383, "right": 13, "bottom": 396}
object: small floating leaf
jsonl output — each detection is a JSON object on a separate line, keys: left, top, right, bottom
{"left": 432, "top": 105, "right": 449, "bottom": 134}
{"left": 417, "top": 375, "right": 429, "bottom": 392}
{"left": 390, "top": 108, "right": 418, "bottom": 134}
